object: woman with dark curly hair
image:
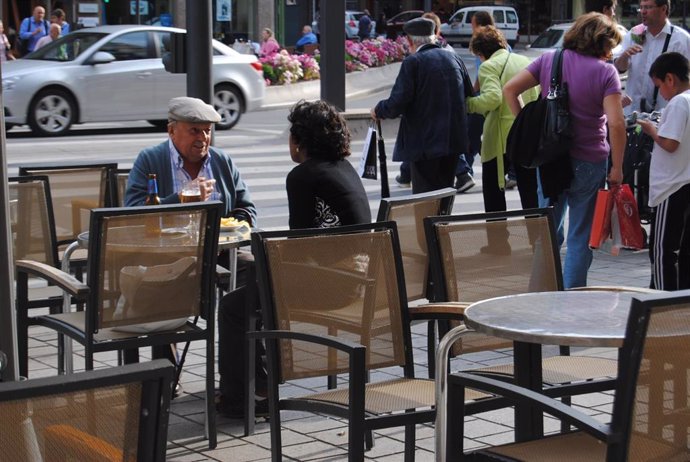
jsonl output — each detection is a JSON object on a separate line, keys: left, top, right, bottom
{"left": 503, "top": 12, "right": 625, "bottom": 288}
{"left": 286, "top": 100, "right": 371, "bottom": 229}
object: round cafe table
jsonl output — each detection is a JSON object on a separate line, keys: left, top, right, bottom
{"left": 463, "top": 290, "right": 635, "bottom": 441}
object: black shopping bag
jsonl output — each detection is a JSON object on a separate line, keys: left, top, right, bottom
{"left": 358, "top": 125, "right": 378, "bottom": 180}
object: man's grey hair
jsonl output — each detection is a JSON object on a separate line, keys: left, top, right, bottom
{"left": 409, "top": 35, "right": 437, "bottom": 47}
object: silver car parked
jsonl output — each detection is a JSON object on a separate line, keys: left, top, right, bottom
{"left": 2, "top": 25, "right": 266, "bottom": 136}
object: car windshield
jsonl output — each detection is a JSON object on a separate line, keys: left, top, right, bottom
{"left": 530, "top": 28, "right": 564, "bottom": 48}
{"left": 25, "top": 32, "right": 107, "bottom": 62}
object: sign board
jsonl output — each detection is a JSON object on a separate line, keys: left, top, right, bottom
{"left": 78, "top": 17, "right": 100, "bottom": 27}
{"left": 130, "top": 1, "right": 150, "bottom": 16}
{"left": 78, "top": 3, "right": 99, "bottom": 14}
{"left": 216, "top": 0, "right": 232, "bottom": 21}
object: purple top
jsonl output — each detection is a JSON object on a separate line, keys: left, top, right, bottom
{"left": 526, "top": 50, "right": 621, "bottom": 162}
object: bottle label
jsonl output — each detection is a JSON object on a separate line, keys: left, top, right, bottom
{"left": 147, "top": 178, "right": 159, "bottom": 195}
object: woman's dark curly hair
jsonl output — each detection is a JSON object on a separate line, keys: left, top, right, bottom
{"left": 288, "top": 100, "right": 351, "bottom": 161}
{"left": 563, "top": 12, "right": 622, "bottom": 60}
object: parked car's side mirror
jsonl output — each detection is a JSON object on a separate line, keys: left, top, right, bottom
{"left": 86, "top": 51, "right": 116, "bottom": 65}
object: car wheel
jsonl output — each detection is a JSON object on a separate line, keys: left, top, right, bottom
{"left": 214, "top": 84, "right": 243, "bottom": 130}
{"left": 28, "top": 88, "right": 76, "bottom": 136}
{"left": 147, "top": 120, "right": 169, "bottom": 130}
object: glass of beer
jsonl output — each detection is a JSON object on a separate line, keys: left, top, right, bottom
{"left": 181, "top": 180, "right": 202, "bottom": 203}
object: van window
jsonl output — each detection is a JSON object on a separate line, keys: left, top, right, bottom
{"left": 451, "top": 11, "right": 464, "bottom": 23}
{"left": 464, "top": 11, "right": 473, "bottom": 24}
{"left": 493, "top": 10, "right": 505, "bottom": 24}
{"left": 506, "top": 10, "right": 518, "bottom": 24}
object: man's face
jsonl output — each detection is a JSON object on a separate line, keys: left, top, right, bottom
{"left": 49, "top": 24, "right": 60, "bottom": 40}
{"left": 640, "top": 0, "right": 666, "bottom": 29}
{"left": 33, "top": 7, "right": 45, "bottom": 22}
{"left": 302, "top": 26, "right": 310, "bottom": 35}
{"left": 169, "top": 121, "right": 213, "bottom": 163}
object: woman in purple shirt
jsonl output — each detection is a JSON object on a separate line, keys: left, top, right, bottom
{"left": 503, "top": 13, "right": 626, "bottom": 288}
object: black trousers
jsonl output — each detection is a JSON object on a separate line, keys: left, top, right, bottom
{"left": 482, "top": 154, "right": 539, "bottom": 213}
{"left": 217, "top": 251, "right": 266, "bottom": 404}
{"left": 410, "top": 154, "right": 458, "bottom": 194}
{"left": 649, "top": 184, "right": 690, "bottom": 291}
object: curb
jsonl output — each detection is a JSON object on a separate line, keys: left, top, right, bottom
{"left": 259, "top": 62, "right": 401, "bottom": 110}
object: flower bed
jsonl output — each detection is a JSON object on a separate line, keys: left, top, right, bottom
{"left": 260, "top": 37, "right": 409, "bottom": 86}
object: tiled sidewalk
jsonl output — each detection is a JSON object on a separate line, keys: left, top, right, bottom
{"left": 25, "top": 247, "right": 650, "bottom": 461}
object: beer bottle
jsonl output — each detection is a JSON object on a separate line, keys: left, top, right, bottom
{"left": 145, "top": 174, "right": 161, "bottom": 236}
{"left": 145, "top": 174, "right": 161, "bottom": 205}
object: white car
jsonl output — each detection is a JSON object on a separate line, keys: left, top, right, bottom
{"left": 441, "top": 6, "right": 519, "bottom": 47}
{"left": 2, "top": 25, "right": 266, "bottom": 136}
{"left": 523, "top": 22, "right": 628, "bottom": 60}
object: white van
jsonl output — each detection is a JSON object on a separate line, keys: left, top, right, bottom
{"left": 440, "top": 6, "right": 519, "bottom": 47}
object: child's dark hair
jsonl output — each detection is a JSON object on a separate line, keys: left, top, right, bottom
{"left": 649, "top": 52, "right": 690, "bottom": 83}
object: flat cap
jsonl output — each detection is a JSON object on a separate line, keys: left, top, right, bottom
{"left": 168, "top": 96, "right": 221, "bottom": 124}
{"left": 403, "top": 17, "right": 436, "bottom": 37}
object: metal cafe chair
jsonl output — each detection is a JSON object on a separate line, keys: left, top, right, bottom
{"left": 19, "top": 163, "right": 118, "bottom": 248}
{"left": 248, "top": 222, "right": 496, "bottom": 461}
{"left": 426, "top": 208, "right": 622, "bottom": 456}
{"left": 0, "top": 360, "right": 173, "bottom": 461}
{"left": 15, "top": 202, "right": 222, "bottom": 448}
{"left": 376, "top": 187, "right": 456, "bottom": 379}
{"left": 445, "top": 291, "right": 690, "bottom": 461}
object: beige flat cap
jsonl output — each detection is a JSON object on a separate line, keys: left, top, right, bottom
{"left": 168, "top": 96, "right": 221, "bottom": 123}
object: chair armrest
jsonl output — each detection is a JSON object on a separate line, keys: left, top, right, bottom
{"left": 409, "top": 302, "right": 469, "bottom": 321}
{"left": 248, "top": 329, "right": 365, "bottom": 354}
{"left": 567, "top": 286, "right": 662, "bottom": 294}
{"left": 450, "top": 372, "right": 612, "bottom": 442}
{"left": 16, "top": 260, "right": 89, "bottom": 298}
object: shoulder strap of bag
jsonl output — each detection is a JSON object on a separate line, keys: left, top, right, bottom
{"left": 651, "top": 26, "right": 674, "bottom": 111}
{"left": 550, "top": 49, "right": 564, "bottom": 90}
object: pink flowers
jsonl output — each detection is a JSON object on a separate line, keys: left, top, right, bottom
{"left": 630, "top": 24, "right": 646, "bottom": 46}
{"left": 261, "top": 37, "right": 408, "bottom": 86}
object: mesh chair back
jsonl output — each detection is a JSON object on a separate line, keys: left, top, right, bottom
{"left": 19, "top": 164, "right": 117, "bottom": 246}
{"left": 8, "top": 177, "right": 58, "bottom": 267}
{"left": 111, "top": 169, "right": 131, "bottom": 207}
{"left": 625, "top": 298, "right": 690, "bottom": 460}
{"left": 256, "top": 223, "right": 410, "bottom": 381}
{"left": 428, "top": 209, "right": 562, "bottom": 305}
{"left": 377, "top": 188, "right": 455, "bottom": 302}
{"left": 86, "top": 203, "right": 219, "bottom": 332}
{"left": 0, "top": 360, "right": 172, "bottom": 461}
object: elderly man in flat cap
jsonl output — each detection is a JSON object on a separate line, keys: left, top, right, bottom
{"left": 125, "top": 96, "right": 266, "bottom": 418}
{"left": 371, "top": 17, "right": 473, "bottom": 193}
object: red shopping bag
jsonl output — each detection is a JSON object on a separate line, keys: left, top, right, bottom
{"left": 589, "top": 189, "right": 614, "bottom": 249}
{"left": 612, "top": 184, "right": 644, "bottom": 250}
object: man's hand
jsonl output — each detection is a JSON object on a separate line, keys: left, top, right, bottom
{"left": 615, "top": 45, "right": 642, "bottom": 72}
{"left": 370, "top": 107, "right": 378, "bottom": 121}
{"left": 197, "top": 177, "right": 216, "bottom": 201}
{"left": 621, "top": 94, "right": 632, "bottom": 108}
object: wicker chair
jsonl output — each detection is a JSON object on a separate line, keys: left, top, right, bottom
{"left": 445, "top": 290, "right": 690, "bottom": 461}
{"left": 0, "top": 360, "right": 173, "bottom": 461}
{"left": 249, "top": 222, "right": 496, "bottom": 461}
{"left": 15, "top": 202, "right": 222, "bottom": 448}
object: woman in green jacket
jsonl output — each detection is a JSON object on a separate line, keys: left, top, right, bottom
{"left": 467, "top": 26, "right": 539, "bottom": 213}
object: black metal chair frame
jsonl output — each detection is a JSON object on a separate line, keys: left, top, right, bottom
{"left": 445, "top": 290, "right": 690, "bottom": 461}
{"left": 376, "top": 187, "right": 457, "bottom": 380}
{"left": 0, "top": 360, "right": 174, "bottom": 461}
{"left": 16, "top": 202, "right": 222, "bottom": 448}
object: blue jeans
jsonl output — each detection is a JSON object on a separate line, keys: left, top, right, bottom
{"left": 539, "top": 157, "right": 607, "bottom": 289}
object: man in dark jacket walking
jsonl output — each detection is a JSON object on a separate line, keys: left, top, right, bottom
{"left": 371, "top": 17, "right": 471, "bottom": 193}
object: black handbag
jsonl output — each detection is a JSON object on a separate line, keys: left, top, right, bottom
{"left": 536, "top": 49, "right": 573, "bottom": 167}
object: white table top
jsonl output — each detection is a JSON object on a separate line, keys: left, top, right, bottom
{"left": 464, "top": 291, "right": 636, "bottom": 348}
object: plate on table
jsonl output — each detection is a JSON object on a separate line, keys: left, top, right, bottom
{"left": 220, "top": 218, "right": 249, "bottom": 233}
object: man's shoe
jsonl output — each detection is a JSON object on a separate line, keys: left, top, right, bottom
{"left": 395, "top": 174, "right": 411, "bottom": 188}
{"left": 455, "top": 173, "right": 475, "bottom": 193}
{"left": 217, "top": 398, "right": 270, "bottom": 419}
{"left": 505, "top": 176, "right": 517, "bottom": 190}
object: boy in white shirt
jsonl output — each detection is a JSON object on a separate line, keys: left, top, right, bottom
{"left": 638, "top": 51, "right": 690, "bottom": 290}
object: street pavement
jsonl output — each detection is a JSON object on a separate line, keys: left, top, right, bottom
{"left": 18, "top": 45, "right": 654, "bottom": 461}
